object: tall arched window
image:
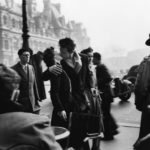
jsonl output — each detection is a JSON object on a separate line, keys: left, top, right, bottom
{"left": 3, "top": 15, "right": 7, "bottom": 25}
{"left": 12, "top": 18, "right": 15, "bottom": 28}
{"left": 4, "top": 39, "right": 9, "bottom": 50}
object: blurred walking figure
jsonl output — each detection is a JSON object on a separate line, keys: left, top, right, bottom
{"left": 93, "top": 52, "right": 118, "bottom": 140}
{"left": 0, "top": 64, "right": 62, "bottom": 150}
{"left": 12, "top": 48, "right": 41, "bottom": 114}
{"left": 133, "top": 34, "right": 150, "bottom": 149}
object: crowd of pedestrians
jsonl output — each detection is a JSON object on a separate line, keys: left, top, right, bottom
{"left": 1, "top": 35, "right": 150, "bottom": 150}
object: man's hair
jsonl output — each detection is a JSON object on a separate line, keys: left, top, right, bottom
{"left": 80, "top": 47, "right": 93, "bottom": 55}
{"left": 93, "top": 52, "right": 101, "bottom": 61}
{"left": 18, "top": 48, "right": 33, "bottom": 56}
{"left": 59, "top": 37, "right": 76, "bottom": 53}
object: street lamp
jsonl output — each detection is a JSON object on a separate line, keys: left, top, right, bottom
{"left": 22, "top": 0, "right": 31, "bottom": 52}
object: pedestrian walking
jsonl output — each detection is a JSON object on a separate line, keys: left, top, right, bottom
{"left": 93, "top": 52, "right": 118, "bottom": 140}
{"left": 134, "top": 34, "right": 150, "bottom": 149}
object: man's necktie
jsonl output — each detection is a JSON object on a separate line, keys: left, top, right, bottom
{"left": 24, "top": 65, "right": 28, "bottom": 74}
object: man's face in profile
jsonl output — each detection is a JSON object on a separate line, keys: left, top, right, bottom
{"left": 87, "top": 52, "right": 93, "bottom": 64}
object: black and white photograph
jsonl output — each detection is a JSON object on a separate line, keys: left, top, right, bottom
{"left": 0, "top": 0, "right": 150, "bottom": 149}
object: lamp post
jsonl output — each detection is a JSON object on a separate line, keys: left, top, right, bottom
{"left": 22, "top": 0, "right": 30, "bottom": 51}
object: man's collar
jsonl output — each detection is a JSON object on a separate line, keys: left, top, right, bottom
{"left": 20, "top": 62, "right": 28, "bottom": 67}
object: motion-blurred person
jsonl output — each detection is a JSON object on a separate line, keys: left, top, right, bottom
{"left": 93, "top": 52, "right": 118, "bottom": 140}
{"left": 133, "top": 106, "right": 150, "bottom": 150}
{"left": 0, "top": 64, "right": 62, "bottom": 150}
{"left": 134, "top": 34, "right": 150, "bottom": 148}
{"left": 12, "top": 48, "right": 41, "bottom": 114}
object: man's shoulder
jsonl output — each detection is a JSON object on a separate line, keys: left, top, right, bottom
{"left": 138, "top": 55, "right": 150, "bottom": 71}
{"left": 97, "top": 64, "right": 108, "bottom": 70}
{"left": 141, "top": 55, "right": 150, "bottom": 64}
{"left": 11, "top": 62, "right": 20, "bottom": 69}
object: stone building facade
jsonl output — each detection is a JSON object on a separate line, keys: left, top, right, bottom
{"left": 0, "top": 0, "right": 90, "bottom": 66}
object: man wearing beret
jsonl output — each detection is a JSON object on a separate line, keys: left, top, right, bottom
{"left": 12, "top": 48, "right": 41, "bottom": 114}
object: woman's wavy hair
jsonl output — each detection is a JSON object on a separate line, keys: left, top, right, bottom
{"left": 43, "top": 47, "right": 55, "bottom": 67}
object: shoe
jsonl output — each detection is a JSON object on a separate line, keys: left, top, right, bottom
{"left": 112, "top": 130, "right": 119, "bottom": 136}
{"left": 101, "top": 136, "right": 114, "bottom": 141}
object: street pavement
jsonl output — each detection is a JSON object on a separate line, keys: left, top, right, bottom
{"left": 101, "top": 94, "right": 141, "bottom": 150}
{"left": 100, "top": 126, "right": 139, "bottom": 150}
{"left": 39, "top": 92, "right": 141, "bottom": 150}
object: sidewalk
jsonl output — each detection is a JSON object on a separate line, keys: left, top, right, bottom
{"left": 40, "top": 98, "right": 140, "bottom": 150}
{"left": 101, "top": 125, "right": 139, "bottom": 150}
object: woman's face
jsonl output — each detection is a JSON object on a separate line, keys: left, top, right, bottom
{"left": 87, "top": 52, "right": 93, "bottom": 64}
{"left": 60, "top": 47, "right": 71, "bottom": 60}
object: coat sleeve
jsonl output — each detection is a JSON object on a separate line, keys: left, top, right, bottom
{"left": 42, "top": 69, "right": 53, "bottom": 81}
{"left": 134, "top": 59, "right": 150, "bottom": 111}
{"left": 31, "top": 65, "right": 40, "bottom": 102}
{"left": 42, "top": 70, "right": 64, "bottom": 111}
{"left": 50, "top": 74, "right": 65, "bottom": 112}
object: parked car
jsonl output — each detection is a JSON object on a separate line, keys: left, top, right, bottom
{"left": 122, "top": 64, "right": 139, "bottom": 85}
{"left": 110, "top": 65, "right": 139, "bottom": 101}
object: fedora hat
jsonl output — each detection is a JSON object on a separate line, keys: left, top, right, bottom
{"left": 145, "top": 34, "right": 150, "bottom": 46}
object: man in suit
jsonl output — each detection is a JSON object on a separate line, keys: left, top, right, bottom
{"left": 12, "top": 48, "right": 40, "bottom": 114}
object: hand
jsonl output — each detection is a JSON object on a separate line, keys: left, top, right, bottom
{"left": 91, "top": 88, "right": 99, "bottom": 96}
{"left": 58, "top": 110, "right": 67, "bottom": 121}
{"left": 49, "top": 64, "right": 62, "bottom": 75}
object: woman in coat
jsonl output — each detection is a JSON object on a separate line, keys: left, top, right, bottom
{"left": 42, "top": 47, "right": 75, "bottom": 128}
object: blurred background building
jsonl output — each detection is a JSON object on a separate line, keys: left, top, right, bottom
{"left": 0, "top": 0, "right": 90, "bottom": 66}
